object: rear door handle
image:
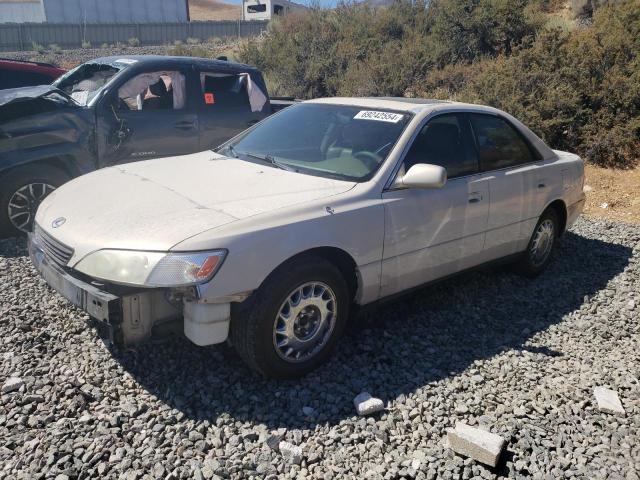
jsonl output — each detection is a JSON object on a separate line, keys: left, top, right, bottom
{"left": 174, "top": 121, "right": 197, "bottom": 130}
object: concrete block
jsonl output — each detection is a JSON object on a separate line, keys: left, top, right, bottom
{"left": 594, "top": 387, "right": 625, "bottom": 415}
{"left": 447, "top": 422, "right": 506, "bottom": 467}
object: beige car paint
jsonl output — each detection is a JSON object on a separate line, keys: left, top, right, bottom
{"left": 32, "top": 98, "right": 585, "bottom": 347}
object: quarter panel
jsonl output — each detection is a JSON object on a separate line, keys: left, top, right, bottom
{"left": 179, "top": 193, "right": 386, "bottom": 305}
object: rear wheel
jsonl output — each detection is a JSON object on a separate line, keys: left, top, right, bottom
{"left": 232, "top": 255, "right": 349, "bottom": 378}
{"left": 0, "top": 165, "right": 69, "bottom": 238}
{"left": 514, "top": 208, "right": 559, "bottom": 277}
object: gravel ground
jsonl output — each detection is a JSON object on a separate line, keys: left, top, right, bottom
{"left": 1, "top": 216, "right": 639, "bottom": 480}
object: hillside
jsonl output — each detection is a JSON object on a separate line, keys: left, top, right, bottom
{"left": 189, "top": 0, "right": 241, "bottom": 21}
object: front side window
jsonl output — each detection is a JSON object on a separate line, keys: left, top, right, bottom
{"left": 217, "top": 103, "right": 411, "bottom": 181}
{"left": 469, "top": 113, "right": 535, "bottom": 171}
{"left": 403, "top": 113, "right": 478, "bottom": 178}
{"left": 117, "top": 71, "right": 186, "bottom": 111}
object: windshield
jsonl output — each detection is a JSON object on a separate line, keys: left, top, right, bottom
{"left": 53, "top": 61, "right": 125, "bottom": 106}
{"left": 217, "top": 103, "right": 411, "bottom": 181}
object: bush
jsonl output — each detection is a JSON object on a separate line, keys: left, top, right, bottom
{"left": 186, "top": 37, "right": 200, "bottom": 45}
{"left": 31, "top": 42, "right": 46, "bottom": 54}
{"left": 241, "top": 0, "right": 639, "bottom": 167}
{"left": 81, "top": 41, "right": 91, "bottom": 49}
{"left": 127, "top": 37, "right": 140, "bottom": 47}
{"left": 48, "top": 43, "right": 61, "bottom": 54}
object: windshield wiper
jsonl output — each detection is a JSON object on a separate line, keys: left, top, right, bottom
{"left": 241, "top": 151, "right": 297, "bottom": 172}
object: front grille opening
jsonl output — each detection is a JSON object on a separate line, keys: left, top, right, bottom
{"left": 34, "top": 224, "right": 74, "bottom": 267}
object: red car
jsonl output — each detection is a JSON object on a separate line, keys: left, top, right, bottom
{"left": 0, "top": 58, "right": 66, "bottom": 90}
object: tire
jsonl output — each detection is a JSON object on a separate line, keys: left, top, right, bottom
{"left": 231, "top": 255, "right": 350, "bottom": 379}
{"left": 514, "top": 208, "right": 560, "bottom": 277}
{"left": 0, "top": 164, "right": 69, "bottom": 238}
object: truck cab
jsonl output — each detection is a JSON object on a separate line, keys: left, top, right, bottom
{"left": 0, "top": 56, "right": 279, "bottom": 237}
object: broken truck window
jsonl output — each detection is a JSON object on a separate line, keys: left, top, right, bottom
{"left": 117, "top": 71, "right": 186, "bottom": 111}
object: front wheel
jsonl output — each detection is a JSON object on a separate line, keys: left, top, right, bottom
{"left": 0, "top": 165, "right": 69, "bottom": 238}
{"left": 231, "top": 256, "right": 349, "bottom": 378}
{"left": 514, "top": 208, "right": 559, "bottom": 277}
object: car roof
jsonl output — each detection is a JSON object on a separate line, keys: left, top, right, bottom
{"left": 306, "top": 96, "right": 501, "bottom": 115}
{"left": 89, "top": 55, "right": 260, "bottom": 73}
{"left": 0, "top": 58, "right": 65, "bottom": 76}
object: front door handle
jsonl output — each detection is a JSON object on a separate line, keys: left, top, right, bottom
{"left": 174, "top": 121, "right": 197, "bottom": 130}
{"left": 468, "top": 192, "right": 483, "bottom": 203}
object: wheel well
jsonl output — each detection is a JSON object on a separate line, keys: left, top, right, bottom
{"left": 282, "top": 247, "right": 359, "bottom": 301}
{"left": 546, "top": 199, "right": 567, "bottom": 236}
{"left": 1, "top": 158, "right": 78, "bottom": 180}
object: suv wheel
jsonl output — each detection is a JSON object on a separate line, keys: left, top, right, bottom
{"left": 232, "top": 255, "right": 349, "bottom": 378}
{"left": 0, "top": 165, "right": 68, "bottom": 238}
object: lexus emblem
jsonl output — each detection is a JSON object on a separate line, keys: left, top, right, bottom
{"left": 51, "top": 217, "right": 66, "bottom": 228}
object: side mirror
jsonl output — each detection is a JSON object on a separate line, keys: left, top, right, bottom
{"left": 399, "top": 163, "right": 447, "bottom": 189}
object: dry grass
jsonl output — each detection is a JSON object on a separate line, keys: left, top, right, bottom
{"left": 583, "top": 164, "right": 640, "bottom": 223}
{"left": 189, "top": 0, "right": 241, "bottom": 21}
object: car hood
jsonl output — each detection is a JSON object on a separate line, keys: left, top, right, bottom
{"left": 35, "top": 151, "right": 356, "bottom": 264}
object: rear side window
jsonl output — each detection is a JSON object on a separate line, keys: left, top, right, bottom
{"left": 469, "top": 113, "right": 535, "bottom": 171}
{"left": 404, "top": 113, "right": 479, "bottom": 179}
{"left": 200, "top": 73, "right": 251, "bottom": 111}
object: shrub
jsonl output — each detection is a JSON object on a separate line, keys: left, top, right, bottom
{"left": 31, "top": 42, "right": 46, "bottom": 54}
{"left": 48, "top": 43, "right": 61, "bottom": 54}
{"left": 81, "top": 41, "right": 91, "bottom": 49}
{"left": 127, "top": 37, "right": 140, "bottom": 47}
{"left": 241, "top": 0, "right": 639, "bottom": 167}
{"left": 186, "top": 37, "right": 200, "bottom": 45}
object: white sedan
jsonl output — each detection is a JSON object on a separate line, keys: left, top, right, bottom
{"left": 29, "top": 97, "right": 585, "bottom": 378}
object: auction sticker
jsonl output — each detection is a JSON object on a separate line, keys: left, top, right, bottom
{"left": 354, "top": 110, "right": 404, "bottom": 123}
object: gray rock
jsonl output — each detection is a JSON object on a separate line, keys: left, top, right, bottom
{"left": 353, "top": 392, "right": 384, "bottom": 416}
{"left": 279, "top": 441, "right": 303, "bottom": 465}
{"left": 2, "top": 376, "right": 24, "bottom": 394}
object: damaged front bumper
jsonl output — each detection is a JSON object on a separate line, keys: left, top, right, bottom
{"left": 28, "top": 233, "right": 231, "bottom": 347}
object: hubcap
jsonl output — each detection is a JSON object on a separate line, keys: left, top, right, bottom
{"left": 529, "top": 219, "right": 555, "bottom": 266}
{"left": 8, "top": 183, "right": 56, "bottom": 233}
{"left": 273, "top": 282, "right": 337, "bottom": 363}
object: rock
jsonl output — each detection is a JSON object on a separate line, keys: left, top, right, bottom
{"left": 446, "top": 423, "right": 506, "bottom": 467}
{"left": 594, "top": 387, "right": 625, "bottom": 415}
{"left": 2, "top": 377, "right": 24, "bottom": 394}
{"left": 353, "top": 392, "right": 384, "bottom": 416}
{"left": 279, "top": 441, "right": 303, "bottom": 465}
{"left": 302, "top": 406, "right": 315, "bottom": 416}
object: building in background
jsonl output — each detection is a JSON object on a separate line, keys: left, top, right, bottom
{"left": 0, "top": 0, "right": 46, "bottom": 23}
{"left": 0, "top": 0, "right": 189, "bottom": 23}
{"left": 242, "top": 0, "right": 306, "bottom": 21}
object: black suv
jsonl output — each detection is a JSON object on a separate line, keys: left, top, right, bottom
{"left": 0, "top": 55, "right": 291, "bottom": 237}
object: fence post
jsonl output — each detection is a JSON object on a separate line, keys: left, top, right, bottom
{"left": 17, "top": 23, "right": 24, "bottom": 51}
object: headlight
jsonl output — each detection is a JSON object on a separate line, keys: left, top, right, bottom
{"left": 74, "top": 249, "right": 227, "bottom": 287}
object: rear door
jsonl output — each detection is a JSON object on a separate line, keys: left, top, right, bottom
{"left": 95, "top": 67, "right": 199, "bottom": 166}
{"left": 196, "top": 70, "right": 266, "bottom": 151}
{"left": 467, "top": 113, "right": 542, "bottom": 259}
{"left": 380, "top": 113, "right": 490, "bottom": 297}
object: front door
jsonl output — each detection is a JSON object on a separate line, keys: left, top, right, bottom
{"left": 380, "top": 113, "right": 489, "bottom": 298}
{"left": 96, "top": 68, "right": 199, "bottom": 166}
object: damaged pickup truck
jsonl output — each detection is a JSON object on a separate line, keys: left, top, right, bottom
{"left": 0, "top": 55, "right": 290, "bottom": 237}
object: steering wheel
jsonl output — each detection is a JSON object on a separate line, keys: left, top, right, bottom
{"left": 354, "top": 151, "right": 382, "bottom": 171}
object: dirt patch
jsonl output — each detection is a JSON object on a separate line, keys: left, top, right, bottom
{"left": 583, "top": 164, "right": 640, "bottom": 223}
{"left": 189, "top": 0, "right": 241, "bottom": 21}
